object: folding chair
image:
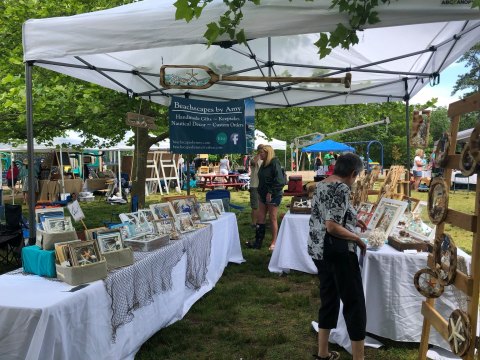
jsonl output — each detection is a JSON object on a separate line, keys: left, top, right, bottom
{"left": 205, "top": 189, "right": 244, "bottom": 212}
{"left": 0, "top": 204, "right": 24, "bottom": 266}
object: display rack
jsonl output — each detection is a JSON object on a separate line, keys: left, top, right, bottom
{"left": 418, "top": 92, "right": 480, "bottom": 360}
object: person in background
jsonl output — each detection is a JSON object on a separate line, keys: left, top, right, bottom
{"left": 246, "top": 145, "right": 285, "bottom": 251}
{"left": 19, "top": 159, "right": 39, "bottom": 205}
{"left": 6, "top": 162, "right": 19, "bottom": 188}
{"left": 219, "top": 155, "right": 230, "bottom": 175}
{"left": 247, "top": 144, "right": 264, "bottom": 228}
{"left": 323, "top": 151, "right": 335, "bottom": 166}
{"left": 308, "top": 153, "right": 367, "bottom": 360}
{"left": 314, "top": 153, "right": 323, "bottom": 172}
{"left": 413, "top": 148, "right": 425, "bottom": 190}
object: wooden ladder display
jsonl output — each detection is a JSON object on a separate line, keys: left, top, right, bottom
{"left": 159, "top": 152, "right": 181, "bottom": 194}
{"left": 375, "top": 165, "right": 404, "bottom": 204}
{"left": 418, "top": 92, "right": 480, "bottom": 359}
{"left": 145, "top": 152, "right": 163, "bottom": 196}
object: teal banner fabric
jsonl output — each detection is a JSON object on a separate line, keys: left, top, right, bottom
{"left": 169, "top": 97, "right": 253, "bottom": 154}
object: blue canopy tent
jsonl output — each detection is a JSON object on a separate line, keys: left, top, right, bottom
{"left": 301, "top": 139, "right": 355, "bottom": 153}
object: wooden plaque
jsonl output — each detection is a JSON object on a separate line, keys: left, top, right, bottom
{"left": 125, "top": 112, "right": 158, "bottom": 130}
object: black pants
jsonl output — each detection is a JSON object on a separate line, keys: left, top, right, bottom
{"left": 313, "top": 252, "right": 366, "bottom": 341}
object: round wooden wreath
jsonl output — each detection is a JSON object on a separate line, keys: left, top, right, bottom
{"left": 434, "top": 132, "right": 451, "bottom": 168}
{"left": 427, "top": 177, "right": 449, "bottom": 224}
{"left": 413, "top": 268, "right": 444, "bottom": 298}
{"left": 459, "top": 143, "right": 478, "bottom": 177}
{"left": 447, "top": 309, "right": 471, "bottom": 357}
{"left": 434, "top": 232, "right": 457, "bottom": 286}
{"left": 468, "top": 121, "right": 480, "bottom": 163}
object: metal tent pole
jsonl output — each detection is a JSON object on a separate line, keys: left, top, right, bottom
{"left": 25, "top": 61, "right": 36, "bottom": 245}
{"left": 404, "top": 79, "right": 411, "bottom": 199}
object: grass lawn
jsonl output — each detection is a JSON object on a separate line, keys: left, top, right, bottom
{"left": 0, "top": 186, "right": 476, "bottom": 359}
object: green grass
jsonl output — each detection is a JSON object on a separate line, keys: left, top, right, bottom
{"left": 0, "top": 186, "right": 477, "bottom": 359}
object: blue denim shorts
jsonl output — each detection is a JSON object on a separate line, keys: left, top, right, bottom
{"left": 259, "top": 193, "right": 283, "bottom": 207}
{"left": 413, "top": 170, "right": 423, "bottom": 177}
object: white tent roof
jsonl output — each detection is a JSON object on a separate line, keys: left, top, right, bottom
{"left": 22, "top": 0, "right": 480, "bottom": 109}
{"left": 255, "top": 129, "right": 286, "bottom": 151}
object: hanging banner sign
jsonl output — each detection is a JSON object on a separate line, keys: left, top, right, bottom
{"left": 168, "top": 97, "right": 252, "bottom": 154}
{"left": 125, "top": 112, "right": 158, "bottom": 130}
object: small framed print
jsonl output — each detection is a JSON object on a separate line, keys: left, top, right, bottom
{"left": 139, "top": 209, "right": 155, "bottom": 223}
{"left": 197, "top": 202, "right": 217, "bottom": 221}
{"left": 406, "top": 201, "right": 436, "bottom": 242}
{"left": 368, "top": 198, "right": 407, "bottom": 237}
{"left": 96, "top": 229, "right": 124, "bottom": 253}
{"left": 170, "top": 196, "right": 199, "bottom": 220}
{"left": 153, "top": 218, "right": 176, "bottom": 237}
{"left": 175, "top": 213, "right": 195, "bottom": 233}
{"left": 210, "top": 199, "right": 225, "bottom": 216}
{"left": 427, "top": 177, "right": 449, "bottom": 224}
{"left": 357, "top": 211, "right": 373, "bottom": 226}
{"left": 402, "top": 195, "right": 420, "bottom": 213}
{"left": 84, "top": 227, "right": 108, "bottom": 240}
{"left": 150, "top": 202, "right": 175, "bottom": 219}
{"left": 358, "top": 202, "right": 375, "bottom": 213}
{"left": 54, "top": 240, "right": 81, "bottom": 266}
{"left": 434, "top": 132, "right": 451, "bottom": 168}
{"left": 109, "top": 223, "right": 132, "bottom": 240}
{"left": 69, "top": 240, "right": 101, "bottom": 266}
{"left": 44, "top": 216, "right": 75, "bottom": 233}
{"left": 119, "top": 212, "right": 151, "bottom": 236}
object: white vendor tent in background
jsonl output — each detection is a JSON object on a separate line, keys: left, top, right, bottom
{"left": 254, "top": 130, "right": 286, "bottom": 151}
{"left": 21, "top": 1, "right": 480, "bottom": 240}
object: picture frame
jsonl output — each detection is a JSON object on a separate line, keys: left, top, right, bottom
{"left": 357, "top": 202, "right": 375, "bottom": 213}
{"left": 434, "top": 131, "right": 451, "bottom": 168}
{"left": 210, "top": 199, "right": 225, "bottom": 216}
{"left": 39, "top": 211, "right": 65, "bottom": 231}
{"left": 84, "top": 227, "right": 108, "bottom": 240}
{"left": 108, "top": 223, "right": 132, "bottom": 240}
{"left": 96, "top": 229, "right": 124, "bottom": 253}
{"left": 368, "top": 197, "right": 407, "bottom": 237}
{"left": 174, "top": 213, "right": 195, "bottom": 233}
{"left": 153, "top": 218, "right": 177, "bottom": 237}
{"left": 35, "top": 207, "right": 65, "bottom": 223}
{"left": 197, "top": 202, "right": 217, "bottom": 222}
{"left": 357, "top": 210, "right": 373, "bottom": 226}
{"left": 54, "top": 240, "right": 81, "bottom": 266}
{"left": 68, "top": 240, "right": 101, "bottom": 266}
{"left": 119, "top": 211, "right": 151, "bottom": 237}
{"left": 406, "top": 201, "right": 436, "bottom": 242}
{"left": 427, "top": 177, "right": 449, "bottom": 224}
{"left": 44, "top": 216, "right": 75, "bottom": 233}
{"left": 149, "top": 202, "right": 175, "bottom": 220}
{"left": 169, "top": 196, "right": 199, "bottom": 220}
{"left": 402, "top": 195, "right": 420, "bottom": 213}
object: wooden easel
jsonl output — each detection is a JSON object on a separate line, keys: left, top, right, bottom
{"left": 418, "top": 92, "right": 480, "bottom": 359}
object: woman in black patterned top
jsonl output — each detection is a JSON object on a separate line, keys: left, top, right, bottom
{"left": 308, "top": 153, "right": 367, "bottom": 360}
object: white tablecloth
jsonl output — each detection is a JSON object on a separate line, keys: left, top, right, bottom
{"left": 269, "top": 211, "right": 471, "bottom": 352}
{"left": 0, "top": 212, "right": 244, "bottom": 360}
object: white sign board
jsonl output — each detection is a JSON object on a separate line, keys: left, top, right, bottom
{"left": 67, "top": 200, "right": 85, "bottom": 222}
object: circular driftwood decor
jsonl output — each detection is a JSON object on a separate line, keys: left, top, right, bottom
{"left": 468, "top": 121, "right": 480, "bottom": 163}
{"left": 434, "top": 132, "right": 451, "bottom": 168}
{"left": 428, "top": 177, "right": 449, "bottom": 224}
{"left": 459, "top": 143, "right": 478, "bottom": 177}
{"left": 414, "top": 268, "right": 444, "bottom": 298}
{"left": 447, "top": 309, "right": 471, "bottom": 357}
{"left": 434, "top": 233, "right": 457, "bottom": 286}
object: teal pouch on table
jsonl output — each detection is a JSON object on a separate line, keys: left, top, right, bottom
{"left": 22, "top": 245, "right": 57, "bottom": 278}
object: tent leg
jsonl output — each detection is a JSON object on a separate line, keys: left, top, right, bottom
{"left": 26, "top": 61, "right": 36, "bottom": 245}
{"left": 404, "top": 79, "right": 411, "bottom": 199}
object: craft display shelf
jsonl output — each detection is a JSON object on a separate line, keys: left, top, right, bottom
{"left": 418, "top": 92, "right": 480, "bottom": 360}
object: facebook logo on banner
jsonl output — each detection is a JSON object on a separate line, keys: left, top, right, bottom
{"left": 230, "top": 133, "right": 239, "bottom": 145}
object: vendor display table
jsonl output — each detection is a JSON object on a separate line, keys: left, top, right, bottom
{"left": 38, "top": 179, "right": 83, "bottom": 201}
{"left": 0, "top": 213, "right": 243, "bottom": 360}
{"left": 269, "top": 211, "right": 471, "bottom": 352}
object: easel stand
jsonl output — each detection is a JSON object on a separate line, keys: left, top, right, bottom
{"left": 418, "top": 92, "right": 480, "bottom": 359}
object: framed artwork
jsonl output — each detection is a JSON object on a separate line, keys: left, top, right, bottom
{"left": 149, "top": 202, "right": 175, "bottom": 219}
{"left": 210, "top": 199, "right": 225, "bottom": 216}
{"left": 410, "top": 110, "right": 430, "bottom": 149}
{"left": 84, "top": 227, "right": 108, "bottom": 240}
{"left": 35, "top": 207, "right": 64, "bottom": 223}
{"left": 109, "top": 223, "right": 132, "bottom": 240}
{"left": 447, "top": 309, "right": 471, "bottom": 357}
{"left": 197, "top": 202, "right": 217, "bottom": 222}
{"left": 119, "top": 211, "right": 151, "bottom": 236}
{"left": 39, "top": 211, "right": 65, "bottom": 231}
{"left": 459, "top": 143, "right": 478, "bottom": 177}
{"left": 434, "top": 232, "right": 457, "bottom": 286}
{"left": 139, "top": 209, "right": 155, "bottom": 222}
{"left": 44, "top": 216, "right": 75, "bottom": 233}
{"left": 357, "top": 211, "right": 373, "bottom": 226}
{"left": 358, "top": 202, "right": 375, "bottom": 213}
{"left": 153, "top": 218, "right": 177, "bottom": 237}
{"left": 169, "top": 196, "right": 199, "bottom": 220}
{"left": 406, "top": 201, "right": 436, "bottom": 242}
{"left": 402, "top": 195, "right": 420, "bottom": 213}
{"left": 468, "top": 121, "right": 480, "bottom": 163}
{"left": 175, "top": 213, "right": 195, "bottom": 233}
{"left": 427, "top": 177, "right": 449, "bottom": 224}
{"left": 434, "top": 131, "right": 451, "bottom": 168}
{"left": 414, "top": 268, "right": 444, "bottom": 298}
{"left": 368, "top": 198, "right": 407, "bottom": 237}
{"left": 96, "top": 229, "right": 124, "bottom": 253}
{"left": 69, "top": 240, "right": 101, "bottom": 266}
{"left": 54, "top": 240, "right": 81, "bottom": 266}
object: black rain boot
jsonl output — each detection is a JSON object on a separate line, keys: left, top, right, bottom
{"left": 245, "top": 223, "right": 266, "bottom": 249}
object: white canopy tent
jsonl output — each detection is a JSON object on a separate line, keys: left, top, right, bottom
{"left": 21, "top": 1, "right": 480, "bottom": 239}
{"left": 254, "top": 129, "right": 286, "bottom": 151}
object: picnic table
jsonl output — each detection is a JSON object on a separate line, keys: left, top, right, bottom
{"left": 197, "top": 173, "right": 242, "bottom": 191}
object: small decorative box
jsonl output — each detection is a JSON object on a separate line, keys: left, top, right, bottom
{"left": 102, "top": 247, "right": 134, "bottom": 269}
{"left": 36, "top": 229, "right": 78, "bottom": 250}
{"left": 124, "top": 234, "right": 170, "bottom": 252}
{"left": 56, "top": 260, "right": 108, "bottom": 286}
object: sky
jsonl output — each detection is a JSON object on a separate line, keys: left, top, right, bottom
{"left": 410, "top": 60, "right": 468, "bottom": 107}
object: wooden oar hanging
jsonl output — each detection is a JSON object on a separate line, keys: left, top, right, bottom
{"left": 160, "top": 65, "right": 351, "bottom": 90}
